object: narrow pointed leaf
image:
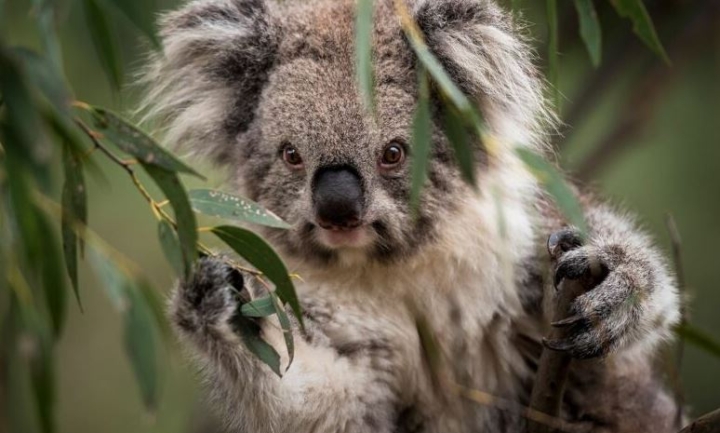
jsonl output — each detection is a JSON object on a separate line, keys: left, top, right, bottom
{"left": 269, "top": 291, "right": 294, "bottom": 370}
{"left": 546, "top": 0, "right": 560, "bottom": 109}
{"left": 82, "top": 0, "right": 124, "bottom": 89}
{"left": 188, "top": 189, "right": 290, "bottom": 229}
{"left": 443, "top": 104, "right": 476, "bottom": 186}
{"left": 61, "top": 145, "right": 87, "bottom": 310}
{"left": 88, "top": 248, "right": 129, "bottom": 311}
{"left": 398, "top": 10, "right": 486, "bottom": 187}
{"left": 233, "top": 314, "right": 282, "bottom": 377}
{"left": 574, "top": 0, "right": 602, "bottom": 67}
{"left": 37, "top": 213, "right": 67, "bottom": 338}
{"left": 84, "top": 106, "right": 202, "bottom": 177}
{"left": 157, "top": 220, "right": 184, "bottom": 277}
{"left": 355, "top": 0, "right": 375, "bottom": 114}
{"left": 677, "top": 323, "right": 720, "bottom": 360}
{"left": 610, "top": 0, "right": 669, "bottom": 63}
{"left": 103, "top": 0, "right": 160, "bottom": 48}
{"left": 241, "top": 296, "right": 275, "bottom": 318}
{"left": 124, "top": 286, "right": 159, "bottom": 411}
{"left": 143, "top": 165, "right": 197, "bottom": 279}
{"left": 211, "top": 226, "right": 303, "bottom": 330}
{"left": 138, "top": 280, "right": 171, "bottom": 340}
{"left": 31, "top": 0, "right": 63, "bottom": 76}
{"left": 410, "top": 67, "right": 432, "bottom": 211}
{"left": 515, "top": 148, "right": 587, "bottom": 235}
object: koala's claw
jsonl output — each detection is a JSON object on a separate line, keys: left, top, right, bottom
{"left": 547, "top": 229, "right": 584, "bottom": 260}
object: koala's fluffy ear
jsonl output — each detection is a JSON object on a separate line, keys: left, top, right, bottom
{"left": 413, "top": 0, "right": 552, "bottom": 148}
{"left": 139, "top": 0, "right": 279, "bottom": 161}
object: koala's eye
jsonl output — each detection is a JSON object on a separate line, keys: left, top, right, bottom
{"left": 281, "top": 144, "right": 303, "bottom": 168}
{"left": 380, "top": 142, "right": 405, "bottom": 168}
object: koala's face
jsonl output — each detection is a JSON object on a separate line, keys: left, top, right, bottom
{"left": 146, "top": 0, "right": 545, "bottom": 265}
{"left": 240, "top": 57, "right": 462, "bottom": 264}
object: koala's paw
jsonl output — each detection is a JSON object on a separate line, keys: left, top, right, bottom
{"left": 172, "top": 256, "right": 250, "bottom": 334}
{"left": 543, "top": 229, "right": 646, "bottom": 359}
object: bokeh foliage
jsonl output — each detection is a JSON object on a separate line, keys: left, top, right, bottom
{"left": 0, "top": 0, "right": 719, "bottom": 433}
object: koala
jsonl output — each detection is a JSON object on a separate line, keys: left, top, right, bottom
{"left": 140, "top": 0, "right": 682, "bottom": 432}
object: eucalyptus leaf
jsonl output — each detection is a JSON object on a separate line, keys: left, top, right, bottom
{"left": 124, "top": 286, "right": 159, "bottom": 411}
{"left": 103, "top": 0, "right": 160, "bottom": 48}
{"left": 37, "top": 212, "right": 67, "bottom": 338}
{"left": 241, "top": 296, "right": 275, "bottom": 318}
{"left": 143, "top": 165, "right": 197, "bottom": 279}
{"left": 138, "top": 280, "right": 171, "bottom": 340}
{"left": 573, "top": 0, "right": 602, "bottom": 67}
{"left": 269, "top": 291, "right": 294, "bottom": 370}
{"left": 233, "top": 314, "right": 282, "bottom": 377}
{"left": 515, "top": 148, "right": 588, "bottom": 235}
{"left": 188, "top": 189, "right": 290, "bottom": 229}
{"left": 88, "top": 248, "right": 129, "bottom": 311}
{"left": 410, "top": 67, "right": 432, "bottom": 211}
{"left": 82, "top": 0, "right": 124, "bottom": 90}
{"left": 61, "top": 145, "right": 87, "bottom": 310}
{"left": 157, "top": 219, "right": 183, "bottom": 277}
{"left": 212, "top": 226, "right": 303, "bottom": 331}
{"left": 401, "top": 17, "right": 485, "bottom": 187}
{"left": 443, "top": 103, "right": 476, "bottom": 187}
{"left": 85, "top": 106, "right": 202, "bottom": 177}
{"left": 355, "top": 0, "right": 375, "bottom": 114}
{"left": 610, "top": 0, "right": 669, "bottom": 63}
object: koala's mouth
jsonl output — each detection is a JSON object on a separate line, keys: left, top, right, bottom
{"left": 314, "top": 223, "right": 375, "bottom": 250}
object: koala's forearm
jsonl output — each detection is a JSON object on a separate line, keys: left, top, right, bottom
{"left": 170, "top": 259, "right": 402, "bottom": 433}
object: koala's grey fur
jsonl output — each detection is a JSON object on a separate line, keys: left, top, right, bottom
{"left": 139, "top": 0, "right": 682, "bottom": 432}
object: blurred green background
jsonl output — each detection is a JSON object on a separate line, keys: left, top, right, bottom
{"left": 2, "top": 0, "right": 719, "bottom": 432}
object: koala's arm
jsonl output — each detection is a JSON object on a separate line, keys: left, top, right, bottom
{"left": 170, "top": 258, "right": 404, "bottom": 433}
{"left": 535, "top": 201, "right": 681, "bottom": 432}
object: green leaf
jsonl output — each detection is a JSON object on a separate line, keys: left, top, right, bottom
{"left": 188, "top": 189, "right": 290, "bottom": 229}
{"left": 269, "top": 291, "right": 294, "bottom": 371}
{"left": 85, "top": 106, "right": 203, "bottom": 177}
{"left": 402, "top": 17, "right": 485, "bottom": 187}
{"left": 211, "top": 226, "right": 303, "bottom": 331}
{"left": 0, "top": 48, "right": 48, "bottom": 187}
{"left": 143, "top": 165, "right": 197, "bottom": 279}
{"left": 88, "top": 249, "right": 161, "bottom": 409}
{"left": 88, "top": 248, "right": 128, "bottom": 311}
{"left": 443, "top": 104, "right": 476, "bottom": 186}
{"left": 10, "top": 290, "right": 56, "bottom": 433}
{"left": 241, "top": 296, "right": 275, "bottom": 318}
{"left": 102, "top": 0, "right": 160, "bottom": 48}
{"left": 410, "top": 67, "right": 432, "bottom": 211}
{"left": 546, "top": 0, "right": 560, "bottom": 109}
{"left": 610, "top": 0, "right": 669, "bottom": 63}
{"left": 82, "top": 0, "right": 124, "bottom": 90}
{"left": 36, "top": 212, "right": 67, "bottom": 338}
{"left": 233, "top": 314, "right": 282, "bottom": 377}
{"left": 11, "top": 47, "right": 70, "bottom": 111}
{"left": 355, "top": 0, "right": 375, "bottom": 114}
{"left": 574, "top": 0, "right": 602, "bottom": 67}
{"left": 515, "top": 148, "right": 588, "bottom": 235}
{"left": 157, "top": 220, "right": 184, "bottom": 277}
{"left": 61, "top": 145, "right": 87, "bottom": 311}
{"left": 677, "top": 323, "right": 720, "bottom": 360}
{"left": 137, "top": 280, "right": 171, "bottom": 340}
{"left": 123, "top": 286, "right": 159, "bottom": 411}
{"left": 31, "top": 0, "right": 63, "bottom": 77}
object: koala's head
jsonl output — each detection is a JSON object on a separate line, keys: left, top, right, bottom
{"left": 141, "top": 0, "right": 548, "bottom": 266}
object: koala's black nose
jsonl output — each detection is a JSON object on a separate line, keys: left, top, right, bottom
{"left": 312, "top": 166, "right": 364, "bottom": 230}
